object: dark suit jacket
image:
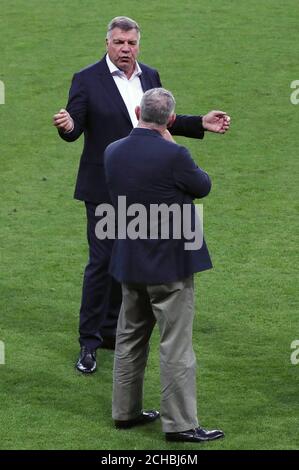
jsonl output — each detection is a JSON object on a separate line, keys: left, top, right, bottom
{"left": 104, "top": 128, "right": 212, "bottom": 284}
{"left": 59, "top": 55, "right": 205, "bottom": 203}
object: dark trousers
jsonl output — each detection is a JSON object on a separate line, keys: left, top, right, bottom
{"left": 79, "top": 202, "right": 122, "bottom": 350}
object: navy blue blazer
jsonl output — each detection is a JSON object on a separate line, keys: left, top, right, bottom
{"left": 59, "top": 55, "right": 205, "bottom": 203}
{"left": 104, "top": 128, "right": 212, "bottom": 284}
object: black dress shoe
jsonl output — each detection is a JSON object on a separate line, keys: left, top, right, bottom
{"left": 76, "top": 346, "right": 97, "bottom": 374}
{"left": 101, "top": 336, "right": 116, "bottom": 350}
{"left": 115, "top": 410, "right": 160, "bottom": 429}
{"left": 166, "top": 426, "right": 224, "bottom": 443}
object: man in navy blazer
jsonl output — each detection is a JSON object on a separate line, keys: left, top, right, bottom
{"left": 104, "top": 88, "right": 224, "bottom": 443}
{"left": 105, "top": 124, "right": 213, "bottom": 285}
{"left": 53, "top": 16, "right": 230, "bottom": 374}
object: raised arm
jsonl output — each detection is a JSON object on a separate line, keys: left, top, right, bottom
{"left": 53, "top": 73, "right": 87, "bottom": 142}
{"left": 169, "top": 110, "right": 230, "bottom": 140}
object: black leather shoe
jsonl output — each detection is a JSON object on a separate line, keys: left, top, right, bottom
{"left": 115, "top": 410, "right": 160, "bottom": 429}
{"left": 76, "top": 346, "right": 97, "bottom": 374}
{"left": 166, "top": 426, "right": 224, "bottom": 443}
{"left": 101, "top": 336, "right": 116, "bottom": 350}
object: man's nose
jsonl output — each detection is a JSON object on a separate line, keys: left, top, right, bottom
{"left": 121, "top": 43, "right": 130, "bottom": 52}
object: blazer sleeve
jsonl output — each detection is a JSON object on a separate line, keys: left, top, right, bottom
{"left": 58, "top": 73, "right": 87, "bottom": 142}
{"left": 173, "top": 146, "right": 211, "bottom": 199}
{"left": 169, "top": 114, "right": 205, "bottom": 140}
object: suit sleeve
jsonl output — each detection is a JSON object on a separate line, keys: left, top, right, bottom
{"left": 169, "top": 114, "right": 205, "bottom": 139}
{"left": 58, "top": 73, "right": 87, "bottom": 142}
{"left": 173, "top": 146, "right": 211, "bottom": 199}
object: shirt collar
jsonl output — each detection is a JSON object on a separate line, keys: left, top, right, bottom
{"left": 106, "top": 53, "right": 142, "bottom": 78}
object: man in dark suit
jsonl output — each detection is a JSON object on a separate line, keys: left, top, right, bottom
{"left": 53, "top": 16, "right": 230, "bottom": 374}
{"left": 104, "top": 87, "right": 224, "bottom": 443}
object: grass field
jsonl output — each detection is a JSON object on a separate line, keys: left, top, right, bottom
{"left": 0, "top": 0, "right": 298, "bottom": 451}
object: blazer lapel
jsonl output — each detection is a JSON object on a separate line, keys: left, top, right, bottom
{"left": 95, "top": 57, "right": 153, "bottom": 123}
{"left": 139, "top": 67, "right": 152, "bottom": 92}
{"left": 96, "top": 56, "right": 132, "bottom": 125}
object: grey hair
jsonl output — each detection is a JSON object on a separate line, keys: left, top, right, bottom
{"left": 106, "top": 16, "right": 140, "bottom": 40}
{"left": 140, "top": 88, "right": 176, "bottom": 126}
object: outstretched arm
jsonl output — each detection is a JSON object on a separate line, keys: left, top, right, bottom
{"left": 169, "top": 110, "right": 230, "bottom": 139}
{"left": 155, "top": 70, "right": 231, "bottom": 138}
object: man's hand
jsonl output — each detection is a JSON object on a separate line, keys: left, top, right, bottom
{"left": 202, "top": 110, "right": 231, "bottom": 134}
{"left": 162, "top": 129, "right": 176, "bottom": 143}
{"left": 53, "top": 108, "right": 74, "bottom": 133}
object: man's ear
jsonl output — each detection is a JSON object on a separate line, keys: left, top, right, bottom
{"left": 105, "top": 38, "right": 109, "bottom": 49}
{"left": 135, "top": 106, "right": 141, "bottom": 120}
{"left": 167, "top": 113, "right": 176, "bottom": 128}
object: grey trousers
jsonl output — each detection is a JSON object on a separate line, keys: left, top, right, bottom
{"left": 112, "top": 276, "right": 199, "bottom": 433}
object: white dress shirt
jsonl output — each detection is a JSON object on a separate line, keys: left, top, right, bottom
{"left": 106, "top": 54, "right": 144, "bottom": 128}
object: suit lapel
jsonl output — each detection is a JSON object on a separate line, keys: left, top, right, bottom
{"left": 95, "top": 57, "right": 153, "bottom": 123}
{"left": 139, "top": 67, "right": 152, "bottom": 92}
{"left": 96, "top": 57, "right": 132, "bottom": 125}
